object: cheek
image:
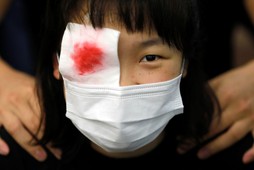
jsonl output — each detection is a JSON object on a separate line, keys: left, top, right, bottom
{"left": 134, "top": 57, "right": 183, "bottom": 84}
{"left": 135, "top": 67, "right": 178, "bottom": 84}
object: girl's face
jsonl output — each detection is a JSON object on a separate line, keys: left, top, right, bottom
{"left": 54, "top": 22, "right": 183, "bottom": 85}
{"left": 54, "top": 21, "right": 185, "bottom": 156}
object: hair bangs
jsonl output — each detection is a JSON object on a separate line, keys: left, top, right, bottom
{"left": 87, "top": 0, "right": 196, "bottom": 51}
{"left": 88, "top": 0, "right": 152, "bottom": 32}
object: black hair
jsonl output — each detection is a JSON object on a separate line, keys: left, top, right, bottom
{"left": 36, "top": 0, "right": 220, "bottom": 158}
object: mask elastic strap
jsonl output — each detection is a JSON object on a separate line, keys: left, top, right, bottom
{"left": 180, "top": 58, "right": 185, "bottom": 75}
{"left": 56, "top": 52, "right": 60, "bottom": 62}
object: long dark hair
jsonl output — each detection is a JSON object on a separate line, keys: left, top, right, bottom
{"left": 36, "top": 0, "right": 220, "bottom": 157}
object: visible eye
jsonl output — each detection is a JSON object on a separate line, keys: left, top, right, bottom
{"left": 139, "top": 55, "right": 161, "bottom": 62}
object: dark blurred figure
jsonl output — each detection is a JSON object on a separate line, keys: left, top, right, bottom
{"left": 0, "top": 0, "right": 44, "bottom": 75}
{"left": 199, "top": 0, "right": 254, "bottom": 79}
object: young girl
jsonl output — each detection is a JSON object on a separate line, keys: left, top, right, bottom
{"left": 1, "top": 0, "right": 253, "bottom": 169}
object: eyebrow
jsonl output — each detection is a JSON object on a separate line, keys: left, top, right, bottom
{"left": 139, "top": 38, "right": 164, "bottom": 48}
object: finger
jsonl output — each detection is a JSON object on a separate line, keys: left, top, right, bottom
{"left": 0, "top": 137, "right": 10, "bottom": 155}
{"left": 27, "top": 86, "right": 41, "bottom": 118}
{"left": 204, "top": 99, "right": 248, "bottom": 140}
{"left": 197, "top": 118, "right": 251, "bottom": 159}
{"left": 177, "top": 108, "right": 243, "bottom": 154}
{"left": 9, "top": 96, "right": 44, "bottom": 140}
{"left": 242, "top": 144, "right": 254, "bottom": 164}
{"left": 1, "top": 111, "right": 47, "bottom": 161}
{"left": 209, "top": 73, "right": 234, "bottom": 109}
{"left": 176, "top": 138, "right": 196, "bottom": 154}
{"left": 177, "top": 107, "right": 240, "bottom": 155}
{"left": 177, "top": 104, "right": 242, "bottom": 154}
{"left": 242, "top": 129, "right": 254, "bottom": 164}
{"left": 27, "top": 92, "right": 44, "bottom": 139}
{"left": 46, "top": 143, "right": 62, "bottom": 160}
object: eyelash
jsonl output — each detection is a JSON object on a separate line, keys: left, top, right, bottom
{"left": 139, "top": 55, "right": 162, "bottom": 63}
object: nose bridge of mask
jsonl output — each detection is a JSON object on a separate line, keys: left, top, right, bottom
{"left": 59, "top": 23, "right": 121, "bottom": 86}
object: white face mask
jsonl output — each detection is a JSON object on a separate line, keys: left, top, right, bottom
{"left": 59, "top": 23, "right": 184, "bottom": 152}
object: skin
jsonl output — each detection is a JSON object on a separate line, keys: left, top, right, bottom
{"left": 54, "top": 23, "right": 183, "bottom": 158}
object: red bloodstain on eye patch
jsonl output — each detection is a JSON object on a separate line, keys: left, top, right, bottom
{"left": 71, "top": 42, "right": 103, "bottom": 75}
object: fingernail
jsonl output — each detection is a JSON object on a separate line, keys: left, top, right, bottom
{"left": 35, "top": 149, "right": 47, "bottom": 161}
{"left": 198, "top": 147, "right": 210, "bottom": 159}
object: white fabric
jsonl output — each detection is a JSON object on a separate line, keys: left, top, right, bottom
{"left": 59, "top": 23, "right": 120, "bottom": 85}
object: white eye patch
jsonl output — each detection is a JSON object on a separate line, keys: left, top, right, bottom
{"left": 59, "top": 23, "right": 120, "bottom": 86}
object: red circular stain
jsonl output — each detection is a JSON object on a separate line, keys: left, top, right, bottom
{"left": 71, "top": 42, "right": 103, "bottom": 75}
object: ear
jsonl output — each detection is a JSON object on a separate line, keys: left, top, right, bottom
{"left": 53, "top": 54, "right": 61, "bottom": 80}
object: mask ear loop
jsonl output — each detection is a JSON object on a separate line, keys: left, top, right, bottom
{"left": 180, "top": 58, "right": 185, "bottom": 75}
{"left": 56, "top": 52, "right": 60, "bottom": 62}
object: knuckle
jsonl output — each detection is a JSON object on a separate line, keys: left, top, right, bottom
{"left": 237, "top": 98, "right": 252, "bottom": 115}
{"left": 29, "top": 119, "right": 40, "bottom": 132}
{"left": 24, "top": 85, "right": 35, "bottom": 95}
{"left": 6, "top": 93, "right": 20, "bottom": 103}
{"left": 6, "top": 120, "right": 21, "bottom": 136}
